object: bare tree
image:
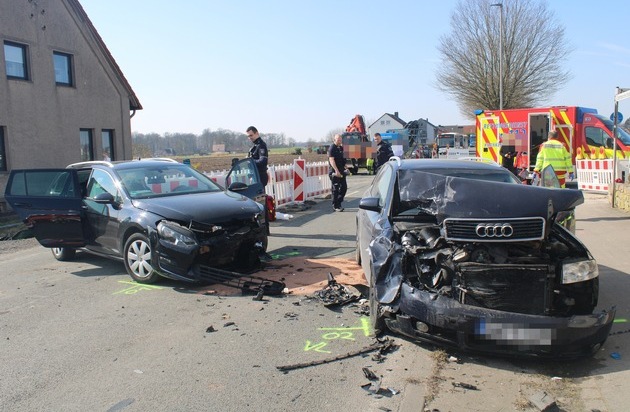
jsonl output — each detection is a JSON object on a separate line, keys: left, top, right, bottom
{"left": 436, "top": 0, "right": 572, "bottom": 118}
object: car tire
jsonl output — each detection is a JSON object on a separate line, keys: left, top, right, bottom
{"left": 355, "top": 228, "right": 362, "bottom": 265}
{"left": 369, "top": 276, "right": 386, "bottom": 336}
{"left": 123, "top": 233, "right": 160, "bottom": 284}
{"left": 51, "top": 247, "right": 76, "bottom": 261}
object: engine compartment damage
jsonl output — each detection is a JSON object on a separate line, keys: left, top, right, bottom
{"left": 371, "top": 173, "right": 615, "bottom": 358}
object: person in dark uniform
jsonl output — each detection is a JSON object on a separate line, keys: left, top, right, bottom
{"left": 246, "top": 126, "right": 268, "bottom": 187}
{"left": 374, "top": 133, "right": 394, "bottom": 172}
{"left": 328, "top": 133, "right": 348, "bottom": 212}
{"left": 500, "top": 145, "right": 518, "bottom": 176}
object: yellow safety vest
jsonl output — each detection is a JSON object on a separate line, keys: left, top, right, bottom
{"left": 534, "top": 140, "right": 573, "bottom": 175}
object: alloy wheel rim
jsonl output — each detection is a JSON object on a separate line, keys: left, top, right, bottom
{"left": 127, "top": 239, "right": 153, "bottom": 279}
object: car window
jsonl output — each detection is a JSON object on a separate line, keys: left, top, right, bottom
{"left": 585, "top": 127, "right": 607, "bottom": 147}
{"left": 370, "top": 164, "right": 393, "bottom": 207}
{"left": 7, "top": 170, "right": 78, "bottom": 197}
{"left": 226, "top": 160, "right": 259, "bottom": 186}
{"left": 87, "top": 169, "right": 120, "bottom": 201}
{"left": 118, "top": 165, "right": 221, "bottom": 198}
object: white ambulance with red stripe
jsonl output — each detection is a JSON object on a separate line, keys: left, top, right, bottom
{"left": 475, "top": 106, "right": 630, "bottom": 169}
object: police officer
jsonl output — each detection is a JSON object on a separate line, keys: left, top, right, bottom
{"left": 328, "top": 134, "right": 348, "bottom": 212}
{"left": 374, "top": 133, "right": 394, "bottom": 172}
{"left": 246, "top": 126, "right": 269, "bottom": 187}
{"left": 534, "top": 129, "right": 574, "bottom": 188}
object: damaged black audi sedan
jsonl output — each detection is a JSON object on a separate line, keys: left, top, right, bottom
{"left": 4, "top": 158, "right": 268, "bottom": 284}
{"left": 356, "top": 158, "right": 615, "bottom": 358}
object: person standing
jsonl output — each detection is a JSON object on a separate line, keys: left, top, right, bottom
{"left": 374, "top": 133, "right": 394, "bottom": 172}
{"left": 246, "top": 126, "right": 269, "bottom": 187}
{"left": 534, "top": 129, "right": 574, "bottom": 188}
{"left": 328, "top": 134, "right": 348, "bottom": 212}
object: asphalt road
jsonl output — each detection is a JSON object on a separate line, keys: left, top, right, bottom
{"left": 1, "top": 175, "right": 630, "bottom": 411}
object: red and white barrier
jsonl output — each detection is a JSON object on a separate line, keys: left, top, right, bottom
{"left": 150, "top": 178, "right": 198, "bottom": 194}
{"left": 269, "top": 165, "right": 293, "bottom": 206}
{"left": 293, "top": 158, "right": 305, "bottom": 203}
{"left": 203, "top": 161, "right": 331, "bottom": 207}
{"left": 576, "top": 159, "right": 613, "bottom": 193}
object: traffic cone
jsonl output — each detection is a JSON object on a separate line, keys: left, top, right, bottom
{"left": 575, "top": 147, "right": 583, "bottom": 160}
{"left": 598, "top": 146, "right": 606, "bottom": 159}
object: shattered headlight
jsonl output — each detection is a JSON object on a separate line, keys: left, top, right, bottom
{"left": 562, "top": 259, "right": 598, "bottom": 284}
{"left": 157, "top": 221, "right": 197, "bottom": 247}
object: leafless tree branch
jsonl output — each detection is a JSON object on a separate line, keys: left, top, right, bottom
{"left": 435, "top": 0, "right": 573, "bottom": 120}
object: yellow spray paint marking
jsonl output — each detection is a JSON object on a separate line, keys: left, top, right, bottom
{"left": 319, "top": 317, "right": 371, "bottom": 337}
{"left": 613, "top": 318, "right": 628, "bottom": 323}
{"left": 303, "top": 317, "right": 371, "bottom": 353}
{"left": 270, "top": 251, "right": 302, "bottom": 260}
{"left": 113, "top": 280, "right": 163, "bottom": 295}
{"left": 303, "top": 340, "right": 332, "bottom": 353}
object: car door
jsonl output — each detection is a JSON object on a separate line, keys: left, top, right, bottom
{"left": 358, "top": 164, "right": 394, "bottom": 278}
{"left": 83, "top": 168, "right": 122, "bottom": 255}
{"left": 225, "top": 158, "right": 266, "bottom": 204}
{"left": 4, "top": 169, "right": 89, "bottom": 247}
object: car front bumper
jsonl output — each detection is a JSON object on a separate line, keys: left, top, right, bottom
{"left": 150, "top": 226, "right": 267, "bottom": 282}
{"left": 385, "top": 283, "right": 615, "bottom": 359}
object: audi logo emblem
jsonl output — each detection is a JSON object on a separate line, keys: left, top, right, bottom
{"left": 475, "top": 223, "right": 514, "bottom": 238}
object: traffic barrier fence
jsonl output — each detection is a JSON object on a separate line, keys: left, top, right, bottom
{"left": 204, "top": 160, "right": 331, "bottom": 206}
{"left": 576, "top": 159, "right": 613, "bottom": 193}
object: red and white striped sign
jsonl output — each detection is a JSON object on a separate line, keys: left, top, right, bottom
{"left": 293, "top": 158, "right": 305, "bottom": 203}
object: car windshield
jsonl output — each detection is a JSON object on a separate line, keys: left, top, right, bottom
{"left": 117, "top": 165, "right": 222, "bottom": 199}
{"left": 396, "top": 167, "right": 520, "bottom": 215}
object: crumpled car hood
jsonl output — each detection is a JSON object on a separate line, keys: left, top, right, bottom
{"left": 397, "top": 171, "right": 583, "bottom": 222}
{"left": 132, "top": 191, "right": 261, "bottom": 223}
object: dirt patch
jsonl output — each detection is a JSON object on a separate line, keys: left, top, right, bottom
{"left": 196, "top": 256, "right": 366, "bottom": 296}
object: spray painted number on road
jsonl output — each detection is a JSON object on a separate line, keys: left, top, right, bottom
{"left": 303, "top": 317, "right": 371, "bottom": 353}
{"left": 113, "top": 280, "right": 163, "bottom": 295}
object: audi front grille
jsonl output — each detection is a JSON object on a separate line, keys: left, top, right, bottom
{"left": 443, "top": 217, "right": 545, "bottom": 242}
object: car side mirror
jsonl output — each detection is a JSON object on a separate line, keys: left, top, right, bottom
{"left": 606, "top": 137, "right": 614, "bottom": 149}
{"left": 228, "top": 181, "right": 248, "bottom": 191}
{"left": 93, "top": 192, "right": 116, "bottom": 204}
{"left": 359, "top": 197, "right": 381, "bottom": 212}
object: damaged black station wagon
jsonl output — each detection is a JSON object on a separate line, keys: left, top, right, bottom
{"left": 4, "top": 158, "right": 268, "bottom": 284}
{"left": 356, "top": 158, "right": 615, "bottom": 358}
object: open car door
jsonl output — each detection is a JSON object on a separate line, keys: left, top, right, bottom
{"left": 4, "top": 169, "right": 88, "bottom": 248}
{"left": 225, "top": 158, "right": 267, "bottom": 204}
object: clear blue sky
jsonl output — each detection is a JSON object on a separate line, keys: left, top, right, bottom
{"left": 79, "top": 0, "right": 630, "bottom": 141}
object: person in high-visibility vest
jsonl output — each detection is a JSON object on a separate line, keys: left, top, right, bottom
{"left": 533, "top": 130, "right": 574, "bottom": 188}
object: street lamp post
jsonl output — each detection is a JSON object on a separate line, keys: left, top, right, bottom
{"left": 491, "top": 3, "right": 503, "bottom": 110}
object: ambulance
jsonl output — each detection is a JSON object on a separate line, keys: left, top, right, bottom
{"left": 475, "top": 106, "right": 630, "bottom": 168}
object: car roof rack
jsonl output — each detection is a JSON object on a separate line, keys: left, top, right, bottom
{"left": 136, "top": 157, "right": 179, "bottom": 163}
{"left": 67, "top": 160, "right": 114, "bottom": 168}
{"left": 457, "top": 156, "right": 500, "bottom": 165}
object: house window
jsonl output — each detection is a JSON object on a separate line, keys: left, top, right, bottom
{"left": 4, "top": 41, "right": 29, "bottom": 80}
{"left": 53, "top": 51, "right": 73, "bottom": 86}
{"left": 80, "top": 129, "right": 94, "bottom": 161}
{"left": 0, "top": 127, "right": 6, "bottom": 172}
{"left": 102, "top": 129, "right": 114, "bottom": 161}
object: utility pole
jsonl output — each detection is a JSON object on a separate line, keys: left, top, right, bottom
{"left": 491, "top": 3, "right": 504, "bottom": 110}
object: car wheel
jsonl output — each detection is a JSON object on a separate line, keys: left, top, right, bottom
{"left": 261, "top": 232, "right": 269, "bottom": 253}
{"left": 51, "top": 247, "right": 76, "bottom": 261}
{"left": 369, "top": 278, "right": 386, "bottom": 336}
{"left": 123, "top": 233, "right": 160, "bottom": 284}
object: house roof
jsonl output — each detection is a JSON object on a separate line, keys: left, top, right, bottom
{"left": 385, "top": 112, "right": 406, "bottom": 125}
{"left": 368, "top": 112, "right": 407, "bottom": 129}
{"left": 69, "top": 0, "right": 142, "bottom": 111}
